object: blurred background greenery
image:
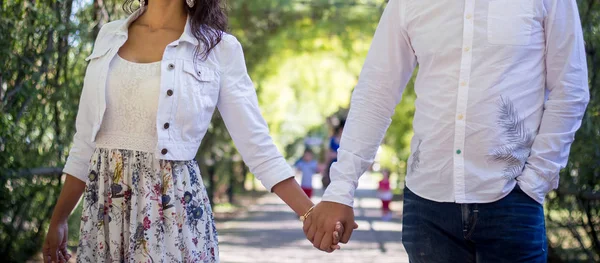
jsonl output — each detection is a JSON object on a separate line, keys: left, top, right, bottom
{"left": 0, "top": 0, "right": 598, "bottom": 262}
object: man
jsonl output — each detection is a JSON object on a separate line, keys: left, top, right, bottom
{"left": 302, "top": 0, "right": 589, "bottom": 262}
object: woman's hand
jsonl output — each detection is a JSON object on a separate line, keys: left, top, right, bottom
{"left": 43, "top": 220, "right": 71, "bottom": 263}
{"left": 330, "top": 222, "right": 344, "bottom": 251}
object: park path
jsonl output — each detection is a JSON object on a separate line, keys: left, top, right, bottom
{"left": 217, "top": 173, "right": 409, "bottom": 263}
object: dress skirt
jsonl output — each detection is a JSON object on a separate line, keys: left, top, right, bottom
{"left": 76, "top": 148, "right": 219, "bottom": 262}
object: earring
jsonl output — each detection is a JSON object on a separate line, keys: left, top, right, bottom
{"left": 139, "top": 0, "right": 145, "bottom": 8}
{"left": 186, "top": 0, "right": 195, "bottom": 8}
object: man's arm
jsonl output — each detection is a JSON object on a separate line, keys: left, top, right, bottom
{"left": 518, "top": 0, "right": 590, "bottom": 203}
{"left": 304, "top": 0, "right": 417, "bottom": 251}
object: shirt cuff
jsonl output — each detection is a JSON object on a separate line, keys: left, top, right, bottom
{"left": 517, "top": 167, "right": 559, "bottom": 205}
{"left": 254, "top": 158, "right": 295, "bottom": 192}
{"left": 62, "top": 157, "right": 90, "bottom": 183}
{"left": 322, "top": 180, "right": 357, "bottom": 207}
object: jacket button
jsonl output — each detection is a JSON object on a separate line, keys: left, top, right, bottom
{"left": 161, "top": 148, "right": 168, "bottom": 155}
{"left": 163, "top": 122, "right": 170, "bottom": 129}
{"left": 168, "top": 63, "right": 175, "bottom": 70}
{"left": 166, "top": 89, "right": 174, "bottom": 96}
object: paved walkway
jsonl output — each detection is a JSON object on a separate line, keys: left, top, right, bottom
{"left": 217, "top": 174, "right": 409, "bottom": 263}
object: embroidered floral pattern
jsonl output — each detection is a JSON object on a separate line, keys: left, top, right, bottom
{"left": 77, "top": 148, "right": 219, "bottom": 263}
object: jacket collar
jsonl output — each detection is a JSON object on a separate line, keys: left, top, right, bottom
{"left": 112, "top": 7, "right": 199, "bottom": 46}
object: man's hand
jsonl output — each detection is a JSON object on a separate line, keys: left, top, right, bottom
{"left": 303, "top": 201, "right": 358, "bottom": 252}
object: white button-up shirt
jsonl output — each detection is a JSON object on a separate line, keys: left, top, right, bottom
{"left": 322, "top": 0, "right": 590, "bottom": 207}
{"left": 63, "top": 8, "right": 293, "bottom": 191}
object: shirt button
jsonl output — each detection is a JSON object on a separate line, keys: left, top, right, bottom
{"left": 161, "top": 148, "right": 168, "bottom": 155}
{"left": 464, "top": 47, "right": 471, "bottom": 52}
{"left": 167, "top": 89, "right": 174, "bottom": 96}
{"left": 456, "top": 149, "right": 462, "bottom": 155}
{"left": 168, "top": 63, "right": 175, "bottom": 70}
{"left": 466, "top": 14, "right": 473, "bottom": 19}
{"left": 457, "top": 114, "right": 464, "bottom": 120}
{"left": 460, "top": 81, "right": 467, "bottom": 87}
{"left": 163, "top": 122, "right": 170, "bottom": 129}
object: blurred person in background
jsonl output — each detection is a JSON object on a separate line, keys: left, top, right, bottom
{"left": 295, "top": 148, "right": 321, "bottom": 198}
{"left": 377, "top": 169, "right": 393, "bottom": 221}
{"left": 322, "top": 121, "right": 344, "bottom": 189}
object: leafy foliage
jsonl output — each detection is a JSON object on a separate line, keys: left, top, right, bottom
{"left": 0, "top": 0, "right": 598, "bottom": 262}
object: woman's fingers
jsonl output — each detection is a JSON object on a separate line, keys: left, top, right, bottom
{"left": 58, "top": 250, "right": 66, "bottom": 263}
{"left": 333, "top": 221, "right": 343, "bottom": 244}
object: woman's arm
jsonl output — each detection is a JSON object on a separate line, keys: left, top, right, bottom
{"left": 44, "top": 175, "right": 86, "bottom": 262}
{"left": 272, "top": 178, "right": 314, "bottom": 216}
{"left": 216, "top": 35, "right": 341, "bottom": 252}
{"left": 50, "top": 175, "right": 86, "bottom": 224}
{"left": 216, "top": 36, "right": 295, "bottom": 193}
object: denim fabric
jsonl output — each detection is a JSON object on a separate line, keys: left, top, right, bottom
{"left": 402, "top": 186, "right": 547, "bottom": 263}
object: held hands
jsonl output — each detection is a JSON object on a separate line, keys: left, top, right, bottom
{"left": 302, "top": 201, "right": 358, "bottom": 252}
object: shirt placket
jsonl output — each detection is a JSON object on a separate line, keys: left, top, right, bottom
{"left": 453, "top": 0, "right": 475, "bottom": 202}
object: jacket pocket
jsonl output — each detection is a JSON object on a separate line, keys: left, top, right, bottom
{"left": 183, "top": 62, "right": 217, "bottom": 91}
{"left": 487, "top": 0, "right": 535, "bottom": 46}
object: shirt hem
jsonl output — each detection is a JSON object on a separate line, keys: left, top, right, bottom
{"left": 405, "top": 181, "right": 517, "bottom": 204}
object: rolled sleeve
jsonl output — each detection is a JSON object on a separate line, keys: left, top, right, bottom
{"left": 63, "top": 66, "right": 98, "bottom": 183}
{"left": 519, "top": 0, "right": 590, "bottom": 200}
{"left": 217, "top": 35, "right": 293, "bottom": 192}
{"left": 322, "top": 0, "right": 417, "bottom": 207}
{"left": 62, "top": 86, "right": 95, "bottom": 182}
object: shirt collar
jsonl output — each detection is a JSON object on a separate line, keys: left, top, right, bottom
{"left": 113, "top": 7, "right": 199, "bottom": 46}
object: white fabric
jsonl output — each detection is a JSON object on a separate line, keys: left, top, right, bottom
{"left": 322, "top": 0, "right": 589, "bottom": 207}
{"left": 377, "top": 191, "right": 393, "bottom": 201}
{"left": 63, "top": 7, "right": 294, "bottom": 192}
{"left": 95, "top": 55, "right": 161, "bottom": 152}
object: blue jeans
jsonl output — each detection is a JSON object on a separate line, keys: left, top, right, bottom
{"left": 402, "top": 186, "right": 547, "bottom": 263}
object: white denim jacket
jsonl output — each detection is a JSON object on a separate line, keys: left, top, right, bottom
{"left": 63, "top": 9, "right": 293, "bottom": 191}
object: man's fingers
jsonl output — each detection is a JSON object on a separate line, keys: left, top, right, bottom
{"left": 340, "top": 222, "right": 355, "bottom": 244}
{"left": 312, "top": 229, "right": 325, "bottom": 250}
{"left": 303, "top": 216, "right": 312, "bottom": 236}
{"left": 319, "top": 231, "right": 334, "bottom": 252}
{"left": 306, "top": 221, "right": 317, "bottom": 242}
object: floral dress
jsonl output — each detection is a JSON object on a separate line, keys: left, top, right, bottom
{"left": 76, "top": 55, "right": 218, "bottom": 262}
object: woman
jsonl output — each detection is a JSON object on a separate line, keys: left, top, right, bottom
{"left": 43, "top": 0, "right": 341, "bottom": 262}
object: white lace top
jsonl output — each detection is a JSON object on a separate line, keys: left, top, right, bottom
{"left": 95, "top": 55, "right": 161, "bottom": 152}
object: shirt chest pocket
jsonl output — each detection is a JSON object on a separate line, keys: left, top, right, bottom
{"left": 182, "top": 62, "right": 218, "bottom": 96}
{"left": 487, "top": 0, "right": 535, "bottom": 46}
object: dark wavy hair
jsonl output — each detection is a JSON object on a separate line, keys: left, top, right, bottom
{"left": 123, "top": 0, "right": 228, "bottom": 59}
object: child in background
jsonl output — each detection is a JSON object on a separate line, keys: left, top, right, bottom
{"left": 378, "top": 169, "right": 394, "bottom": 221}
{"left": 295, "top": 148, "right": 320, "bottom": 198}
{"left": 322, "top": 121, "right": 344, "bottom": 189}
